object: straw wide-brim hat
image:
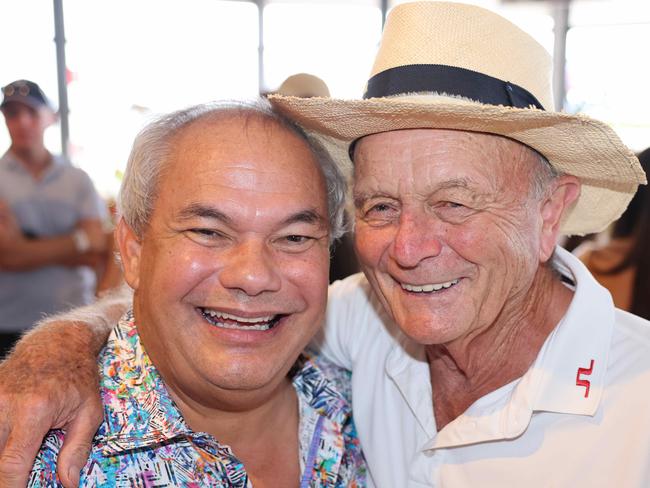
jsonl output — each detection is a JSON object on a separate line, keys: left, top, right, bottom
{"left": 270, "top": 1, "right": 646, "bottom": 236}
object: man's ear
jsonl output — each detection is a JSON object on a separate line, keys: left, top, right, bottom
{"left": 115, "top": 217, "right": 142, "bottom": 290}
{"left": 539, "top": 175, "right": 581, "bottom": 262}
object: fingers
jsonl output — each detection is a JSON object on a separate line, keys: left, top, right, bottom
{"left": 0, "top": 401, "right": 53, "bottom": 488}
{"left": 57, "top": 400, "right": 103, "bottom": 488}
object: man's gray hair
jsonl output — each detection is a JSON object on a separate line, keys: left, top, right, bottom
{"left": 530, "top": 151, "right": 562, "bottom": 199}
{"left": 119, "top": 98, "right": 348, "bottom": 243}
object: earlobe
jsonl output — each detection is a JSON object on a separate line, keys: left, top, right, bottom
{"left": 539, "top": 176, "right": 581, "bottom": 262}
{"left": 115, "top": 218, "right": 142, "bottom": 289}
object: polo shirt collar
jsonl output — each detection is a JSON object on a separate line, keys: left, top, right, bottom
{"left": 385, "top": 334, "right": 437, "bottom": 438}
{"left": 1, "top": 150, "right": 64, "bottom": 181}
{"left": 529, "top": 247, "right": 613, "bottom": 415}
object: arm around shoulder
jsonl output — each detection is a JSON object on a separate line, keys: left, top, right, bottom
{"left": 0, "top": 284, "right": 132, "bottom": 488}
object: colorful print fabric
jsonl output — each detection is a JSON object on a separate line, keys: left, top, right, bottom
{"left": 29, "top": 311, "right": 366, "bottom": 487}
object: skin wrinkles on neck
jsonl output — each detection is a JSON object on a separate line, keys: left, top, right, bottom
{"left": 426, "top": 263, "right": 574, "bottom": 429}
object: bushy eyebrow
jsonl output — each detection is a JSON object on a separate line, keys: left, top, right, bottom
{"left": 282, "top": 209, "right": 327, "bottom": 228}
{"left": 176, "top": 203, "right": 232, "bottom": 225}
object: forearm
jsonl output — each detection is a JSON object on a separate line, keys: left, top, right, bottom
{"left": 1, "top": 219, "right": 107, "bottom": 271}
{"left": 0, "top": 285, "right": 131, "bottom": 488}
{"left": 0, "top": 233, "right": 79, "bottom": 270}
{"left": 21, "top": 283, "right": 132, "bottom": 355}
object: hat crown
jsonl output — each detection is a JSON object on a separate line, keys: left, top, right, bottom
{"left": 278, "top": 73, "right": 331, "bottom": 98}
{"left": 371, "top": 1, "right": 554, "bottom": 110}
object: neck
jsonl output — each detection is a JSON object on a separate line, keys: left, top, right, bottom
{"left": 427, "top": 264, "right": 574, "bottom": 429}
{"left": 11, "top": 144, "right": 51, "bottom": 177}
{"left": 169, "top": 375, "right": 298, "bottom": 446}
{"left": 169, "top": 375, "right": 301, "bottom": 487}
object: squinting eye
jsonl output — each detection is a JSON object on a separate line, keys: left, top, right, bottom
{"left": 444, "top": 201, "right": 464, "bottom": 208}
{"left": 185, "top": 228, "right": 231, "bottom": 246}
{"left": 285, "top": 235, "right": 309, "bottom": 243}
{"left": 191, "top": 228, "right": 221, "bottom": 237}
{"left": 358, "top": 200, "right": 400, "bottom": 227}
{"left": 274, "top": 234, "right": 320, "bottom": 253}
{"left": 370, "top": 203, "right": 390, "bottom": 212}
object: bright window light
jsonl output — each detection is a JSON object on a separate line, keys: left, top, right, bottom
{"left": 0, "top": 0, "right": 59, "bottom": 154}
{"left": 566, "top": 8, "right": 650, "bottom": 152}
{"left": 64, "top": 0, "right": 259, "bottom": 197}
{"left": 264, "top": 2, "right": 382, "bottom": 98}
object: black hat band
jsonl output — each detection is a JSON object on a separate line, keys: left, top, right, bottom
{"left": 363, "top": 64, "right": 545, "bottom": 111}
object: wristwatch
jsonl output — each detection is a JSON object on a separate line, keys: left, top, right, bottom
{"left": 72, "top": 229, "right": 91, "bottom": 253}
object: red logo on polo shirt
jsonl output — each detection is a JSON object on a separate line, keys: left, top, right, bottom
{"left": 576, "top": 359, "right": 595, "bottom": 398}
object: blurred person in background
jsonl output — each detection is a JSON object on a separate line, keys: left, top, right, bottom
{"left": 275, "top": 73, "right": 360, "bottom": 283}
{"left": 0, "top": 80, "right": 115, "bottom": 355}
{"left": 577, "top": 147, "right": 650, "bottom": 318}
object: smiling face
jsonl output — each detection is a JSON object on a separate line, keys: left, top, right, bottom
{"left": 352, "top": 128, "right": 558, "bottom": 346}
{"left": 117, "top": 113, "right": 330, "bottom": 406}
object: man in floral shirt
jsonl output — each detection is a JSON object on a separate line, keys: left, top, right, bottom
{"left": 31, "top": 312, "right": 363, "bottom": 487}
{"left": 27, "top": 100, "right": 366, "bottom": 487}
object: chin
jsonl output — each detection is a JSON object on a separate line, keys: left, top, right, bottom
{"left": 394, "top": 317, "right": 459, "bottom": 346}
{"left": 207, "top": 368, "right": 283, "bottom": 392}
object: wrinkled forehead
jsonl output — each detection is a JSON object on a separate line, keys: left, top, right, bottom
{"left": 352, "top": 128, "right": 540, "bottom": 196}
{"left": 354, "top": 128, "right": 536, "bottom": 172}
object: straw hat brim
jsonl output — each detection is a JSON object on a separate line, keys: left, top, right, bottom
{"left": 270, "top": 94, "right": 646, "bottom": 236}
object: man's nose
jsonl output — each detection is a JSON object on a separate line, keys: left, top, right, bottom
{"left": 218, "top": 240, "right": 282, "bottom": 296}
{"left": 390, "top": 211, "right": 443, "bottom": 268}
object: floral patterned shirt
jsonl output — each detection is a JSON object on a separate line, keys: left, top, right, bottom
{"left": 28, "top": 311, "right": 366, "bottom": 487}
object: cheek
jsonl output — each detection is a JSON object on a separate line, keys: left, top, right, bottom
{"left": 282, "top": 248, "right": 330, "bottom": 311}
{"left": 141, "top": 242, "right": 217, "bottom": 295}
{"left": 353, "top": 224, "right": 392, "bottom": 269}
{"left": 444, "top": 225, "right": 484, "bottom": 261}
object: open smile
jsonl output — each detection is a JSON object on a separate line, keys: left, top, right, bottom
{"left": 199, "top": 308, "right": 285, "bottom": 331}
{"left": 400, "top": 279, "right": 460, "bottom": 293}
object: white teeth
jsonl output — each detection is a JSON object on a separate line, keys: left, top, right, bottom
{"left": 213, "top": 321, "right": 273, "bottom": 331}
{"left": 401, "top": 279, "right": 459, "bottom": 293}
{"left": 200, "top": 308, "right": 279, "bottom": 331}
{"left": 203, "top": 310, "right": 274, "bottom": 324}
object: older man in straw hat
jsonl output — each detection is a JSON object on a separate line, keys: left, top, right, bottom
{"left": 0, "top": 2, "right": 649, "bottom": 487}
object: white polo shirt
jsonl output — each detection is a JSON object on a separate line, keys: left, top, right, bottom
{"left": 318, "top": 247, "right": 650, "bottom": 487}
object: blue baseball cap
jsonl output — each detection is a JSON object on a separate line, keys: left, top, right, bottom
{"left": 1, "top": 79, "right": 54, "bottom": 111}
